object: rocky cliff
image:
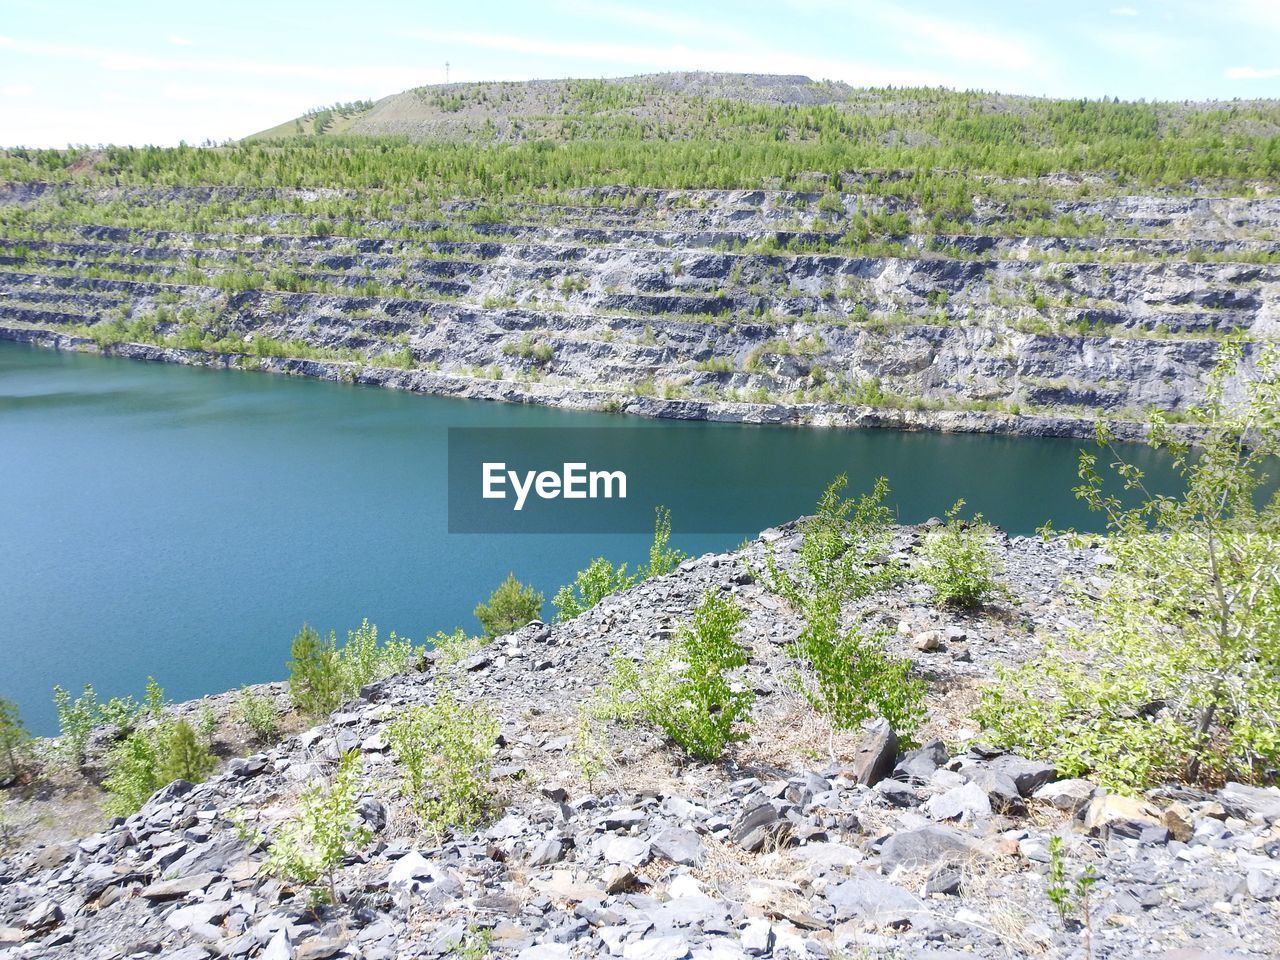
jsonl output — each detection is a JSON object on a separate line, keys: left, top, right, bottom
{"left": 2, "top": 183, "right": 1277, "bottom": 439}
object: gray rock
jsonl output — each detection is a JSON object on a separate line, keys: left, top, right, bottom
{"left": 1246, "top": 869, "right": 1280, "bottom": 900}
{"left": 600, "top": 835, "right": 651, "bottom": 866}
{"left": 989, "top": 756, "right": 1057, "bottom": 796}
{"left": 825, "top": 874, "right": 928, "bottom": 926}
{"left": 1221, "top": 782, "right": 1280, "bottom": 822}
{"left": 528, "top": 839, "right": 565, "bottom": 866}
{"left": 880, "top": 826, "right": 982, "bottom": 872}
{"left": 740, "top": 918, "right": 774, "bottom": 955}
{"left": 847, "top": 719, "right": 898, "bottom": 787}
{"left": 925, "top": 782, "right": 991, "bottom": 821}
{"left": 622, "top": 935, "right": 691, "bottom": 960}
{"left": 1033, "top": 778, "right": 1096, "bottom": 812}
{"left": 651, "top": 826, "right": 704, "bottom": 867}
{"left": 964, "top": 767, "right": 1024, "bottom": 813}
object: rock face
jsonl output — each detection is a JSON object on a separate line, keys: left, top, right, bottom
{"left": 3, "top": 179, "right": 1277, "bottom": 442}
{"left": 1, "top": 525, "right": 1279, "bottom": 959}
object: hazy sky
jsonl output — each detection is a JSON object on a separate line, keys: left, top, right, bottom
{"left": 3, "top": 0, "right": 1279, "bottom": 147}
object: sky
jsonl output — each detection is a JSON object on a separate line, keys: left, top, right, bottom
{"left": 2, "top": 0, "right": 1280, "bottom": 147}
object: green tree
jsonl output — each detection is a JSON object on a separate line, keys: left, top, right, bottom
{"left": 287, "top": 624, "right": 341, "bottom": 717}
{"left": 474, "top": 573, "right": 544, "bottom": 638}
{"left": 791, "top": 590, "right": 926, "bottom": 753}
{"left": 639, "top": 506, "right": 687, "bottom": 579}
{"left": 159, "top": 719, "right": 217, "bottom": 784}
{"left": 103, "top": 729, "right": 161, "bottom": 817}
{"left": 0, "top": 698, "right": 31, "bottom": 783}
{"left": 766, "top": 475, "right": 924, "bottom": 751}
{"left": 552, "top": 557, "right": 637, "bottom": 622}
{"left": 978, "top": 343, "right": 1280, "bottom": 790}
{"left": 765, "top": 474, "right": 899, "bottom": 607}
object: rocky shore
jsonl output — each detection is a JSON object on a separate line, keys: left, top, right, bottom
{"left": 2, "top": 523, "right": 1278, "bottom": 960}
{"left": 0, "top": 326, "right": 1170, "bottom": 444}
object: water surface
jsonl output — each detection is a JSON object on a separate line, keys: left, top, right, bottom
{"left": 0, "top": 341, "right": 1170, "bottom": 733}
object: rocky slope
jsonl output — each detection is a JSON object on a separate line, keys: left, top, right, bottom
{"left": 2, "top": 524, "right": 1278, "bottom": 960}
{"left": 2, "top": 182, "right": 1277, "bottom": 439}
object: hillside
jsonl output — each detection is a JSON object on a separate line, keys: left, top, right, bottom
{"left": 2, "top": 72, "right": 1280, "bottom": 436}
{"left": 244, "top": 72, "right": 1280, "bottom": 153}
{"left": 4, "top": 523, "right": 1279, "bottom": 959}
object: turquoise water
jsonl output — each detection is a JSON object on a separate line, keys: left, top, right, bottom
{"left": 0, "top": 341, "right": 1168, "bottom": 733}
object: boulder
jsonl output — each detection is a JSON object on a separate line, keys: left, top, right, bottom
{"left": 1084, "top": 794, "right": 1165, "bottom": 840}
{"left": 825, "top": 873, "right": 928, "bottom": 926}
{"left": 1032, "top": 778, "right": 1097, "bottom": 812}
{"left": 925, "top": 782, "right": 992, "bottom": 821}
{"left": 879, "top": 826, "right": 983, "bottom": 872}
{"left": 847, "top": 719, "right": 898, "bottom": 787}
{"left": 1220, "top": 782, "right": 1280, "bottom": 823}
{"left": 651, "top": 826, "right": 704, "bottom": 867}
{"left": 988, "top": 756, "right": 1058, "bottom": 796}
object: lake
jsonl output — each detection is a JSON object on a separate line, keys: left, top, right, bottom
{"left": 0, "top": 340, "right": 1169, "bottom": 733}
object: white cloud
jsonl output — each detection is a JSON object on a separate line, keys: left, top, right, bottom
{"left": 1225, "top": 65, "right": 1280, "bottom": 79}
{"left": 1, "top": 82, "right": 35, "bottom": 97}
{"left": 167, "top": 35, "right": 193, "bottom": 47}
{"left": 1110, "top": 5, "right": 1139, "bottom": 15}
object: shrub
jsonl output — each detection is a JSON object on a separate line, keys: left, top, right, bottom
{"left": 639, "top": 506, "right": 687, "bottom": 579}
{"left": 430, "top": 627, "right": 487, "bottom": 667}
{"left": 159, "top": 720, "right": 218, "bottom": 784}
{"left": 765, "top": 474, "right": 899, "bottom": 607}
{"left": 264, "top": 750, "right": 371, "bottom": 905}
{"left": 0, "top": 698, "right": 31, "bottom": 784}
{"left": 552, "top": 508, "right": 685, "bottom": 621}
{"left": 790, "top": 590, "right": 926, "bottom": 751}
{"left": 233, "top": 686, "right": 281, "bottom": 743}
{"left": 288, "top": 620, "right": 421, "bottom": 718}
{"left": 918, "top": 500, "right": 1003, "bottom": 607}
{"left": 103, "top": 729, "right": 161, "bottom": 816}
{"left": 553, "top": 557, "right": 637, "bottom": 622}
{"left": 387, "top": 690, "right": 499, "bottom": 838}
{"left": 52, "top": 678, "right": 166, "bottom": 767}
{"left": 977, "top": 343, "right": 1280, "bottom": 791}
{"left": 619, "top": 590, "right": 754, "bottom": 762}
{"left": 102, "top": 717, "right": 217, "bottom": 816}
{"left": 474, "top": 574, "right": 543, "bottom": 638}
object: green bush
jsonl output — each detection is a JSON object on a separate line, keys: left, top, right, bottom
{"left": 52, "top": 678, "right": 166, "bottom": 767}
{"left": 388, "top": 690, "right": 499, "bottom": 838}
{"left": 552, "top": 508, "right": 686, "bottom": 622}
{"left": 0, "top": 698, "right": 31, "bottom": 783}
{"left": 233, "top": 686, "right": 281, "bottom": 743}
{"left": 765, "top": 474, "right": 899, "bottom": 606}
{"left": 639, "top": 506, "right": 687, "bottom": 579}
{"left": 977, "top": 344, "right": 1280, "bottom": 791}
{"left": 287, "top": 625, "right": 340, "bottom": 718}
{"left": 766, "top": 476, "right": 924, "bottom": 749}
{"left": 553, "top": 557, "right": 638, "bottom": 622}
{"left": 288, "top": 620, "right": 422, "bottom": 718}
{"left": 264, "top": 750, "right": 371, "bottom": 905}
{"left": 474, "top": 573, "right": 543, "bottom": 638}
{"left": 790, "top": 590, "right": 926, "bottom": 750}
{"left": 918, "top": 500, "right": 1003, "bottom": 607}
{"left": 616, "top": 589, "right": 754, "bottom": 762}
{"left": 103, "top": 718, "right": 217, "bottom": 816}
